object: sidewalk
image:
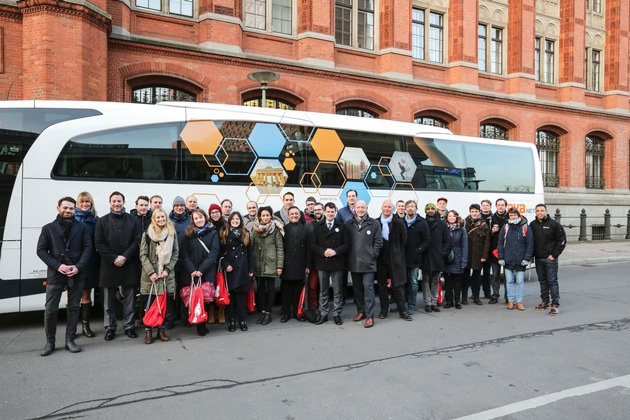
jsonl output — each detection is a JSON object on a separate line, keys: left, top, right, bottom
{"left": 560, "top": 240, "right": 630, "bottom": 266}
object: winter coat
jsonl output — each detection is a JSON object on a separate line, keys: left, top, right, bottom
{"left": 181, "top": 226, "right": 220, "bottom": 284}
{"left": 168, "top": 211, "right": 190, "bottom": 248}
{"left": 282, "top": 222, "right": 311, "bottom": 281}
{"left": 220, "top": 230, "right": 255, "bottom": 292}
{"left": 422, "top": 216, "right": 452, "bottom": 273}
{"left": 345, "top": 216, "right": 383, "bottom": 273}
{"left": 37, "top": 218, "right": 92, "bottom": 285}
{"left": 489, "top": 210, "right": 508, "bottom": 257}
{"left": 464, "top": 216, "right": 490, "bottom": 270}
{"left": 139, "top": 231, "right": 179, "bottom": 295}
{"left": 311, "top": 219, "right": 348, "bottom": 272}
{"left": 377, "top": 216, "right": 408, "bottom": 287}
{"left": 444, "top": 224, "right": 469, "bottom": 274}
{"left": 404, "top": 215, "right": 431, "bottom": 269}
{"left": 95, "top": 212, "right": 141, "bottom": 287}
{"left": 251, "top": 226, "right": 284, "bottom": 277}
{"left": 498, "top": 218, "right": 534, "bottom": 272}
{"left": 74, "top": 209, "right": 100, "bottom": 288}
{"left": 131, "top": 209, "right": 153, "bottom": 234}
{"left": 529, "top": 215, "right": 566, "bottom": 259}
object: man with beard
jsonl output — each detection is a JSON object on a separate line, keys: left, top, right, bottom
{"left": 489, "top": 198, "right": 509, "bottom": 304}
{"left": 95, "top": 191, "right": 142, "bottom": 340}
{"left": 37, "top": 197, "right": 91, "bottom": 356}
{"left": 345, "top": 200, "right": 383, "bottom": 328}
{"left": 463, "top": 204, "right": 490, "bottom": 305}
{"left": 421, "top": 203, "right": 452, "bottom": 312}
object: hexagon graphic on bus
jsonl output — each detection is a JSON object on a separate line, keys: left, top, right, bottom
{"left": 339, "top": 147, "right": 369, "bottom": 180}
{"left": 388, "top": 151, "right": 417, "bottom": 183}
{"left": 250, "top": 159, "right": 288, "bottom": 195}
{"left": 248, "top": 123, "right": 286, "bottom": 157}
{"left": 180, "top": 121, "right": 223, "bottom": 155}
{"left": 299, "top": 172, "right": 320, "bottom": 194}
{"left": 246, "top": 182, "right": 270, "bottom": 204}
{"left": 279, "top": 124, "right": 315, "bottom": 143}
{"left": 215, "top": 138, "right": 257, "bottom": 176}
{"left": 340, "top": 181, "right": 370, "bottom": 206}
{"left": 310, "top": 129, "right": 344, "bottom": 161}
{"left": 364, "top": 164, "right": 394, "bottom": 197}
{"left": 313, "top": 162, "right": 345, "bottom": 196}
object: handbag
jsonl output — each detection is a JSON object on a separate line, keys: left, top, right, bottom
{"left": 142, "top": 280, "right": 167, "bottom": 327}
{"left": 297, "top": 286, "right": 306, "bottom": 318}
{"left": 181, "top": 277, "right": 216, "bottom": 306}
{"left": 215, "top": 259, "right": 230, "bottom": 307}
{"left": 188, "top": 278, "right": 208, "bottom": 324}
{"left": 246, "top": 280, "right": 256, "bottom": 313}
{"left": 437, "top": 278, "right": 444, "bottom": 305}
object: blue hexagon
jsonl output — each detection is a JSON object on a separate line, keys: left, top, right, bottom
{"left": 211, "top": 174, "right": 219, "bottom": 182}
{"left": 248, "top": 123, "right": 286, "bottom": 157}
{"left": 340, "top": 181, "right": 371, "bottom": 206}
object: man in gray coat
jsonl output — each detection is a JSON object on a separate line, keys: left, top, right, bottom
{"left": 95, "top": 191, "right": 142, "bottom": 341}
{"left": 345, "top": 200, "right": 383, "bottom": 328}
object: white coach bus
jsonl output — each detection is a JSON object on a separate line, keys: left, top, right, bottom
{"left": 0, "top": 101, "right": 543, "bottom": 313}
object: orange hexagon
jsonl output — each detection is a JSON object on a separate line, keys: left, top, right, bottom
{"left": 310, "top": 128, "right": 344, "bottom": 161}
{"left": 180, "top": 121, "right": 223, "bottom": 155}
{"left": 283, "top": 157, "right": 296, "bottom": 171}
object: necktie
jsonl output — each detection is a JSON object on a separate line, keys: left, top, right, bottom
{"left": 328, "top": 222, "right": 332, "bottom": 230}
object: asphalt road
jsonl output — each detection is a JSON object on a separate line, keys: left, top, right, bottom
{"left": 1, "top": 262, "right": 629, "bottom": 420}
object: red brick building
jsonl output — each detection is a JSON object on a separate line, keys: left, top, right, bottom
{"left": 1, "top": 0, "right": 629, "bottom": 235}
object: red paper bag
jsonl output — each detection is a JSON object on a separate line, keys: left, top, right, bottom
{"left": 143, "top": 282, "right": 167, "bottom": 327}
{"left": 297, "top": 286, "right": 306, "bottom": 317}
{"left": 246, "top": 280, "right": 256, "bottom": 313}
{"left": 215, "top": 271, "right": 230, "bottom": 307}
{"left": 437, "top": 279, "right": 444, "bottom": 305}
{"left": 188, "top": 285, "right": 208, "bottom": 324}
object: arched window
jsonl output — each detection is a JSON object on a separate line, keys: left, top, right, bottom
{"left": 536, "top": 130, "right": 560, "bottom": 187}
{"left": 243, "top": 98, "right": 294, "bottom": 109}
{"left": 336, "top": 108, "right": 377, "bottom": 118}
{"left": 480, "top": 123, "right": 509, "bottom": 140}
{"left": 414, "top": 116, "right": 449, "bottom": 129}
{"left": 132, "top": 86, "right": 196, "bottom": 104}
{"left": 586, "top": 135, "right": 605, "bottom": 189}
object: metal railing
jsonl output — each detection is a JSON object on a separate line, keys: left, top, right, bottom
{"left": 553, "top": 208, "right": 630, "bottom": 242}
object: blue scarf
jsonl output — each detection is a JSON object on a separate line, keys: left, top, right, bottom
{"left": 380, "top": 214, "right": 393, "bottom": 240}
{"left": 195, "top": 223, "right": 212, "bottom": 237}
{"left": 110, "top": 207, "right": 126, "bottom": 215}
{"left": 405, "top": 214, "right": 417, "bottom": 227}
{"left": 75, "top": 208, "right": 96, "bottom": 223}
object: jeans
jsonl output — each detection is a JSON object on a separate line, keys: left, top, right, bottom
{"left": 318, "top": 270, "right": 343, "bottom": 317}
{"left": 352, "top": 272, "right": 376, "bottom": 318}
{"left": 406, "top": 267, "right": 421, "bottom": 311}
{"left": 505, "top": 269, "right": 525, "bottom": 303}
{"left": 422, "top": 271, "right": 441, "bottom": 306}
{"left": 44, "top": 278, "right": 84, "bottom": 343}
{"left": 536, "top": 257, "right": 560, "bottom": 306}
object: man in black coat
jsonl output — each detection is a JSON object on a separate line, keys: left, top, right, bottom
{"left": 403, "top": 200, "right": 431, "bottom": 314}
{"left": 280, "top": 206, "right": 311, "bottom": 322}
{"left": 489, "top": 198, "right": 509, "bottom": 304}
{"left": 95, "top": 191, "right": 142, "bottom": 341}
{"left": 376, "top": 200, "right": 412, "bottom": 321}
{"left": 311, "top": 202, "right": 348, "bottom": 325}
{"left": 37, "top": 197, "right": 92, "bottom": 356}
{"left": 422, "top": 203, "right": 452, "bottom": 313}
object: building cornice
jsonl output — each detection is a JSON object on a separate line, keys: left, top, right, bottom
{"left": 17, "top": 0, "right": 111, "bottom": 33}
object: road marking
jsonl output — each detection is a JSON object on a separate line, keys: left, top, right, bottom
{"left": 455, "top": 374, "right": 630, "bottom": 420}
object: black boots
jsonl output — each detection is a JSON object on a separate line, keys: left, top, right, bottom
{"left": 81, "top": 304, "right": 95, "bottom": 338}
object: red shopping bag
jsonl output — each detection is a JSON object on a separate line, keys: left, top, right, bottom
{"left": 188, "top": 284, "right": 208, "bottom": 324}
{"left": 437, "top": 279, "right": 444, "bottom": 305}
{"left": 215, "top": 271, "right": 230, "bottom": 306}
{"left": 246, "top": 280, "right": 256, "bottom": 313}
{"left": 143, "top": 281, "right": 167, "bottom": 327}
{"left": 297, "top": 286, "right": 306, "bottom": 317}
{"left": 181, "top": 277, "right": 216, "bottom": 306}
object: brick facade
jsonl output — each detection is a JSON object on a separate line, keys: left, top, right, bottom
{"left": 2, "top": 0, "right": 630, "bottom": 221}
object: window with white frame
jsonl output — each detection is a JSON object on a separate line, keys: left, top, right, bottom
{"left": 535, "top": 37, "right": 555, "bottom": 83}
{"left": 412, "top": 9, "right": 443, "bottom": 62}
{"left": 169, "top": 0, "right": 193, "bottom": 16}
{"left": 137, "top": 0, "right": 161, "bottom": 11}
{"left": 586, "top": 0, "right": 602, "bottom": 13}
{"left": 585, "top": 135, "right": 605, "bottom": 189}
{"left": 335, "top": 0, "right": 374, "bottom": 50}
{"left": 585, "top": 48, "right": 602, "bottom": 92}
{"left": 244, "top": 0, "right": 292, "bottom": 35}
{"left": 478, "top": 24, "right": 503, "bottom": 74}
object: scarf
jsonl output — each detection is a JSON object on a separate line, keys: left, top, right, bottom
{"left": 380, "top": 214, "right": 393, "bottom": 240}
{"left": 354, "top": 214, "right": 366, "bottom": 229}
{"left": 147, "top": 226, "right": 174, "bottom": 274}
{"left": 405, "top": 214, "right": 417, "bottom": 227}
{"left": 277, "top": 206, "right": 290, "bottom": 225}
{"left": 253, "top": 220, "right": 277, "bottom": 238}
{"left": 56, "top": 215, "right": 73, "bottom": 242}
{"left": 110, "top": 207, "right": 126, "bottom": 215}
{"left": 194, "top": 223, "right": 213, "bottom": 237}
{"left": 74, "top": 208, "right": 96, "bottom": 223}
{"left": 230, "top": 227, "right": 242, "bottom": 237}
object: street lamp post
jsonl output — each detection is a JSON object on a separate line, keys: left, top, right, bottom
{"left": 247, "top": 71, "right": 280, "bottom": 108}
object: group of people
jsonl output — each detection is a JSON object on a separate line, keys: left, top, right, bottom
{"left": 36, "top": 190, "right": 566, "bottom": 356}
